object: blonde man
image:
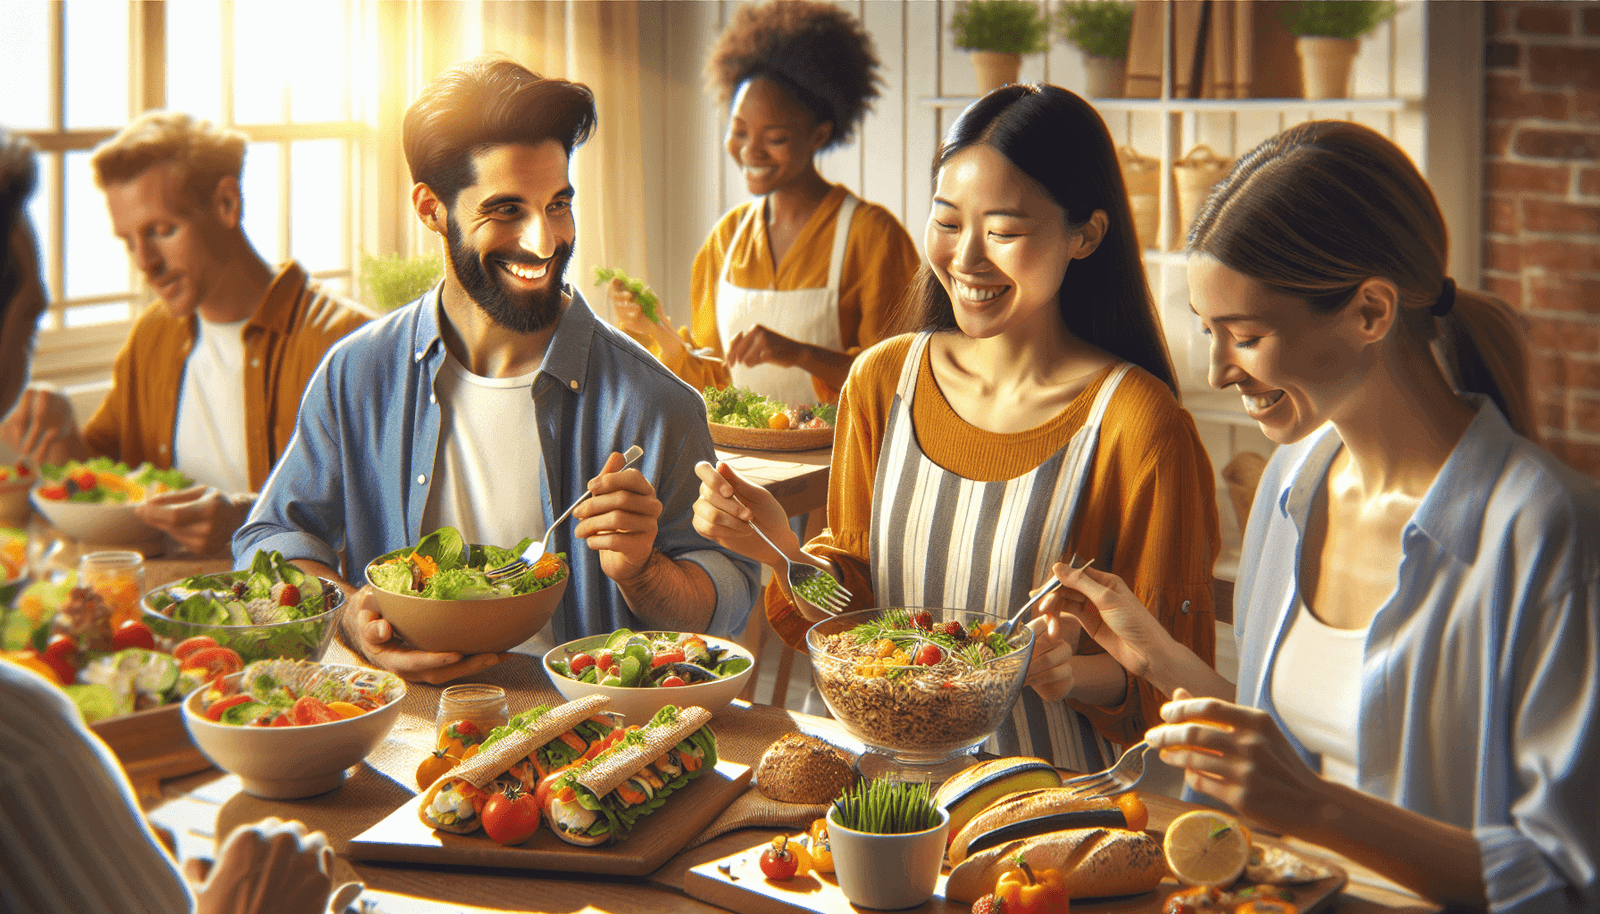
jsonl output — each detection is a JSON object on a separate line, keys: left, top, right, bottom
{"left": 0, "top": 112, "right": 370, "bottom": 554}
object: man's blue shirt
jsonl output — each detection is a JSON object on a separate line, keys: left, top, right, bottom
{"left": 234, "top": 285, "right": 760, "bottom": 640}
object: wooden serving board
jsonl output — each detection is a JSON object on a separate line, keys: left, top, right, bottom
{"left": 348, "top": 759, "right": 750, "bottom": 876}
{"left": 685, "top": 834, "right": 1347, "bottom": 914}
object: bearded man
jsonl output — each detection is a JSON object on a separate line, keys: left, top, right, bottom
{"left": 235, "top": 57, "right": 760, "bottom": 684}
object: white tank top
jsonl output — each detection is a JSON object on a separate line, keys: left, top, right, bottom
{"left": 1271, "top": 598, "right": 1367, "bottom": 787}
{"left": 174, "top": 316, "right": 251, "bottom": 493}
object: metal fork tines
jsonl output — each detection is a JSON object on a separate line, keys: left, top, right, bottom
{"left": 741, "top": 515, "right": 851, "bottom": 615}
{"left": 1061, "top": 740, "right": 1148, "bottom": 800}
{"left": 486, "top": 445, "right": 644, "bottom": 581}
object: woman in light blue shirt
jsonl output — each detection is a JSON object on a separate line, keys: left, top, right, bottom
{"left": 1050, "top": 121, "right": 1598, "bottom": 913}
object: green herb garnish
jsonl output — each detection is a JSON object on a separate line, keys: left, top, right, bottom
{"left": 831, "top": 777, "right": 940, "bottom": 835}
{"left": 595, "top": 266, "right": 660, "bottom": 324}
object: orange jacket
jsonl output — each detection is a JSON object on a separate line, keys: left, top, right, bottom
{"left": 82, "top": 262, "right": 371, "bottom": 492}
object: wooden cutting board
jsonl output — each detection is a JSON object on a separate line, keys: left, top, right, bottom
{"left": 348, "top": 758, "right": 750, "bottom": 876}
{"left": 685, "top": 834, "right": 1347, "bottom": 914}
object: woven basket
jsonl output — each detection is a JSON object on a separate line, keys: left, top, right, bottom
{"left": 1173, "top": 145, "right": 1234, "bottom": 247}
{"left": 709, "top": 423, "right": 834, "bottom": 452}
{"left": 1118, "top": 145, "right": 1161, "bottom": 251}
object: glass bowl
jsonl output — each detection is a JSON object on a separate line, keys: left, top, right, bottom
{"left": 142, "top": 575, "right": 343, "bottom": 665}
{"left": 806, "top": 607, "right": 1033, "bottom": 783}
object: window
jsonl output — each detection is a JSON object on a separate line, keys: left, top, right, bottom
{"left": 0, "top": 0, "right": 372, "bottom": 392}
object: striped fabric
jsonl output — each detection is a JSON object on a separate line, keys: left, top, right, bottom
{"left": 1, "top": 663, "right": 195, "bottom": 914}
{"left": 869, "top": 332, "right": 1127, "bottom": 772}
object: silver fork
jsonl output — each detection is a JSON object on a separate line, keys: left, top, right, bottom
{"left": 1060, "top": 740, "right": 1148, "bottom": 800}
{"left": 485, "top": 445, "right": 644, "bottom": 581}
{"left": 996, "top": 554, "right": 1094, "bottom": 638}
{"left": 740, "top": 514, "right": 851, "bottom": 615}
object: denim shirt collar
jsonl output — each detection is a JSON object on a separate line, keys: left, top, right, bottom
{"left": 409, "top": 281, "right": 600, "bottom": 397}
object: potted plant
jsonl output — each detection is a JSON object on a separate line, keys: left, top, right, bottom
{"left": 360, "top": 250, "right": 443, "bottom": 312}
{"left": 950, "top": 0, "right": 1052, "bottom": 94}
{"left": 1056, "top": 0, "right": 1134, "bottom": 98}
{"left": 1280, "top": 0, "right": 1396, "bottom": 100}
{"left": 827, "top": 778, "right": 950, "bottom": 910}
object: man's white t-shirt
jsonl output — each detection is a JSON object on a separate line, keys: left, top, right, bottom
{"left": 421, "top": 349, "right": 550, "bottom": 655}
{"left": 173, "top": 316, "right": 251, "bottom": 494}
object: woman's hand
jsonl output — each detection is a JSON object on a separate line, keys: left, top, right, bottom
{"left": 1049, "top": 563, "right": 1165, "bottom": 679}
{"left": 1147, "top": 688, "right": 1333, "bottom": 836}
{"left": 726, "top": 324, "right": 807, "bottom": 370}
{"left": 607, "top": 277, "right": 681, "bottom": 351}
{"left": 1023, "top": 599, "right": 1081, "bottom": 702}
{"left": 691, "top": 460, "right": 794, "bottom": 567}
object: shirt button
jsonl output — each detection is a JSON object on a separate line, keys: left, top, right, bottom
{"left": 159, "top": 444, "right": 168, "bottom": 454}
{"left": 417, "top": 474, "right": 427, "bottom": 485}
{"left": 250, "top": 358, "right": 261, "bottom": 368}
{"left": 569, "top": 379, "right": 578, "bottom": 390}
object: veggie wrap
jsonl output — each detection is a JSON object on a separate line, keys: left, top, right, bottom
{"left": 546, "top": 705, "right": 718, "bottom": 847}
{"left": 419, "top": 694, "right": 611, "bottom": 834}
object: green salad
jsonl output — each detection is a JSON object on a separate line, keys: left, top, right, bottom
{"left": 143, "top": 550, "right": 335, "bottom": 662}
{"left": 366, "top": 526, "right": 568, "bottom": 600}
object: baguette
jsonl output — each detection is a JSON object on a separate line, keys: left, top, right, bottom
{"left": 547, "top": 705, "right": 718, "bottom": 846}
{"left": 947, "top": 786, "right": 1125, "bottom": 864}
{"left": 934, "top": 758, "right": 1062, "bottom": 847}
{"left": 945, "top": 827, "right": 1167, "bottom": 903}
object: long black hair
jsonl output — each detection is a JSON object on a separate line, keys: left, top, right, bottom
{"left": 0, "top": 128, "right": 39, "bottom": 318}
{"left": 896, "top": 84, "right": 1177, "bottom": 395}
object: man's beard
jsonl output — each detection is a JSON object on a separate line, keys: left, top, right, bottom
{"left": 445, "top": 220, "right": 571, "bottom": 334}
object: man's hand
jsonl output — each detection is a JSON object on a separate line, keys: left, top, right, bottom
{"left": 134, "top": 485, "right": 252, "bottom": 555}
{"left": 194, "top": 817, "right": 334, "bottom": 914}
{"left": 572, "top": 449, "right": 661, "bottom": 585}
{"left": 0, "top": 385, "right": 90, "bottom": 465}
{"left": 343, "top": 586, "right": 509, "bottom": 685}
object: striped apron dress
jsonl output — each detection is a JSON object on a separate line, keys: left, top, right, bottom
{"left": 868, "top": 331, "right": 1130, "bottom": 772}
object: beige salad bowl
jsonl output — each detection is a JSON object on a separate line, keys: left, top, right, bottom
{"left": 363, "top": 553, "right": 569, "bottom": 654}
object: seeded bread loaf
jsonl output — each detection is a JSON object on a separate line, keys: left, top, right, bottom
{"left": 755, "top": 732, "right": 856, "bottom": 804}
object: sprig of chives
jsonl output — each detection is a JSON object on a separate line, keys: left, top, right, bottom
{"left": 831, "top": 777, "right": 939, "bottom": 835}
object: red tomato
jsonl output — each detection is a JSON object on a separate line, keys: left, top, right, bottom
{"left": 111, "top": 619, "right": 156, "bottom": 651}
{"left": 269, "top": 713, "right": 293, "bottom": 727}
{"left": 289, "top": 696, "right": 340, "bottom": 726}
{"left": 37, "top": 483, "right": 68, "bottom": 500}
{"left": 659, "top": 675, "right": 686, "bottom": 688}
{"left": 173, "top": 636, "right": 219, "bottom": 663}
{"left": 205, "top": 693, "right": 255, "bottom": 722}
{"left": 651, "top": 646, "right": 686, "bottom": 668}
{"left": 481, "top": 784, "right": 541, "bottom": 845}
{"left": 69, "top": 469, "right": 97, "bottom": 492}
{"left": 596, "top": 650, "right": 616, "bottom": 673}
{"left": 183, "top": 645, "right": 243, "bottom": 680}
{"left": 534, "top": 765, "right": 572, "bottom": 813}
{"left": 758, "top": 836, "right": 800, "bottom": 880}
{"left": 41, "top": 634, "right": 78, "bottom": 683}
{"left": 569, "top": 652, "right": 596, "bottom": 674}
{"left": 913, "top": 643, "right": 943, "bottom": 666}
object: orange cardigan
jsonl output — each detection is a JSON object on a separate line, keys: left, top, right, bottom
{"left": 767, "top": 334, "right": 1222, "bottom": 745}
{"left": 83, "top": 262, "right": 370, "bottom": 492}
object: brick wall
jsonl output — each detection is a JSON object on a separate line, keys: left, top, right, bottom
{"left": 1484, "top": 2, "right": 1600, "bottom": 479}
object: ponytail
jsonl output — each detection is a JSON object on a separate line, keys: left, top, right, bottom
{"left": 1438, "top": 290, "right": 1536, "bottom": 441}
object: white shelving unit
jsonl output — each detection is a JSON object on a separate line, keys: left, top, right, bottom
{"left": 922, "top": 1, "right": 1481, "bottom": 579}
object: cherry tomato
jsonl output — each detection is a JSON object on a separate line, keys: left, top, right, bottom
{"left": 41, "top": 635, "right": 78, "bottom": 684}
{"left": 651, "top": 646, "right": 686, "bottom": 668}
{"left": 205, "top": 693, "right": 255, "bottom": 722}
{"left": 416, "top": 749, "right": 462, "bottom": 791}
{"left": 758, "top": 835, "right": 802, "bottom": 880}
{"left": 481, "top": 784, "right": 541, "bottom": 845}
{"left": 183, "top": 645, "right": 243, "bottom": 681}
{"left": 1116, "top": 790, "right": 1149, "bottom": 833}
{"left": 569, "top": 652, "right": 596, "bottom": 674}
{"left": 6, "top": 650, "right": 64, "bottom": 686}
{"left": 37, "top": 483, "right": 68, "bottom": 501}
{"left": 913, "top": 643, "right": 943, "bottom": 665}
{"left": 659, "top": 675, "right": 686, "bottom": 688}
{"left": 173, "top": 636, "right": 219, "bottom": 663}
{"left": 111, "top": 619, "right": 156, "bottom": 651}
{"left": 596, "top": 650, "right": 617, "bottom": 673}
{"left": 534, "top": 765, "right": 572, "bottom": 813}
{"left": 807, "top": 818, "right": 834, "bottom": 873}
{"left": 69, "top": 469, "right": 97, "bottom": 492}
{"left": 268, "top": 713, "right": 293, "bottom": 727}
{"left": 438, "top": 720, "right": 486, "bottom": 759}
{"left": 289, "top": 695, "right": 340, "bottom": 726}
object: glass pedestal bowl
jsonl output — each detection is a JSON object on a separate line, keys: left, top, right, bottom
{"left": 806, "top": 607, "right": 1034, "bottom": 786}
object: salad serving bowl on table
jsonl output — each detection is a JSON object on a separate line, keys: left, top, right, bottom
{"left": 543, "top": 630, "right": 755, "bottom": 723}
{"left": 28, "top": 459, "right": 191, "bottom": 548}
{"left": 30, "top": 489, "right": 159, "bottom": 547}
{"left": 182, "top": 660, "right": 406, "bottom": 799}
{"left": 806, "top": 606, "right": 1034, "bottom": 785}
{"left": 364, "top": 527, "right": 570, "bottom": 654}
{"left": 141, "top": 552, "right": 343, "bottom": 665}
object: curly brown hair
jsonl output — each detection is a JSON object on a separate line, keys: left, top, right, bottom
{"left": 705, "top": 0, "right": 881, "bottom": 150}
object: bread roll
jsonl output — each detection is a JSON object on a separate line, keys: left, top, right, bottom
{"left": 947, "top": 787, "right": 1122, "bottom": 863}
{"left": 755, "top": 733, "right": 856, "bottom": 804}
{"left": 945, "top": 828, "right": 1167, "bottom": 903}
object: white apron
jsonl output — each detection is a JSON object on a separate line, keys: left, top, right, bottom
{"left": 714, "top": 193, "right": 857, "bottom": 406}
{"left": 869, "top": 331, "right": 1131, "bottom": 772}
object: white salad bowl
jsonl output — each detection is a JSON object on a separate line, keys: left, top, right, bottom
{"left": 543, "top": 632, "right": 754, "bottom": 724}
{"left": 31, "top": 487, "right": 159, "bottom": 547}
{"left": 182, "top": 664, "right": 406, "bottom": 799}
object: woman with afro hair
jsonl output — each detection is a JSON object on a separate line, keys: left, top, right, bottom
{"left": 610, "top": 0, "right": 919, "bottom": 407}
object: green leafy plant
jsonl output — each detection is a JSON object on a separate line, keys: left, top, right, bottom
{"left": 950, "top": 0, "right": 1052, "bottom": 55}
{"left": 1280, "top": 0, "right": 1395, "bottom": 40}
{"left": 1055, "top": 0, "right": 1134, "bottom": 59}
{"left": 360, "top": 250, "right": 443, "bottom": 313}
{"left": 832, "top": 777, "right": 941, "bottom": 835}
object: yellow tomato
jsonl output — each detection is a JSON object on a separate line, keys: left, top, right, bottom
{"left": 326, "top": 701, "right": 366, "bottom": 720}
{"left": 807, "top": 818, "right": 834, "bottom": 873}
{"left": 2, "top": 651, "right": 61, "bottom": 686}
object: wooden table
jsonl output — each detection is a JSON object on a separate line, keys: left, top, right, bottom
{"left": 145, "top": 678, "right": 1439, "bottom": 914}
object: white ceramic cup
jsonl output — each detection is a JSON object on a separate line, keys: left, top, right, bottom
{"left": 827, "top": 805, "right": 951, "bottom": 910}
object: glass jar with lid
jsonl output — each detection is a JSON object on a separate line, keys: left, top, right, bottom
{"left": 77, "top": 550, "right": 146, "bottom": 631}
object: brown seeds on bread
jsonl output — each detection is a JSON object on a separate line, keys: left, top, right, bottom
{"left": 755, "top": 733, "right": 857, "bottom": 804}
